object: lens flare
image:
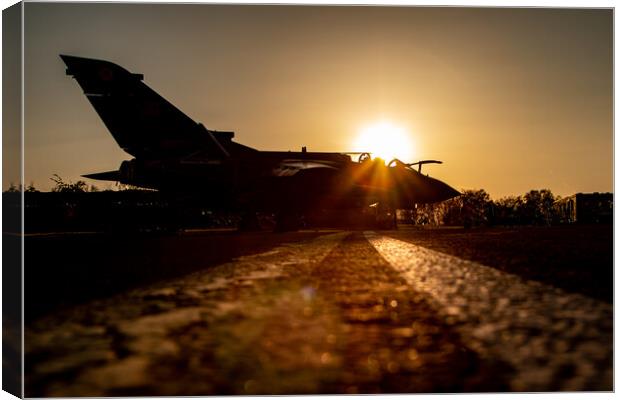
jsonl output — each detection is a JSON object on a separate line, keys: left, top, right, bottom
{"left": 354, "top": 122, "right": 414, "bottom": 162}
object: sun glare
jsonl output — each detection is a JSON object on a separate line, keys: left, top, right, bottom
{"left": 354, "top": 122, "right": 414, "bottom": 162}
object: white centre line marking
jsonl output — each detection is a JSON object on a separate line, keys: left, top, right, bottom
{"left": 365, "top": 232, "right": 612, "bottom": 391}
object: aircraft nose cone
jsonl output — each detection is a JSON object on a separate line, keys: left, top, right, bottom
{"left": 414, "top": 176, "right": 460, "bottom": 203}
{"left": 434, "top": 181, "right": 461, "bottom": 202}
{"left": 391, "top": 168, "right": 460, "bottom": 205}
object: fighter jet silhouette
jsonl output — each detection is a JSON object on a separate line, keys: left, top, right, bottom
{"left": 60, "top": 55, "right": 459, "bottom": 229}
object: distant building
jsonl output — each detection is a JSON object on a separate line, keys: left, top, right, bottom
{"left": 555, "top": 192, "right": 613, "bottom": 224}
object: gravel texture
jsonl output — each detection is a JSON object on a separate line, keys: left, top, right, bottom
{"left": 387, "top": 225, "right": 613, "bottom": 303}
{"left": 367, "top": 232, "right": 612, "bottom": 391}
{"left": 25, "top": 227, "right": 612, "bottom": 395}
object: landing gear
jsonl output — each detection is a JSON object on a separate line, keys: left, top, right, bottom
{"left": 368, "top": 202, "right": 398, "bottom": 230}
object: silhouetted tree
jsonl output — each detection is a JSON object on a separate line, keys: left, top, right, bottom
{"left": 5, "top": 183, "right": 19, "bottom": 193}
{"left": 440, "top": 196, "right": 463, "bottom": 226}
{"left": 25, "top": 183, "right": 39, "bottom": 193}
{"left": 494, "top": 195, "right": 523, "bottom": 226}
{"left": 406, "top": 188, "right": 565, "bottom": 227}
{"left": 409, "top": 189, "right": 490, "bottom": 227}
{"left": 411, "top": 204, "right": 431, "bottom": 225}
{"left": 461, "top": 189, "right": 491, "bottom": 228}
{"left": 522, "top": 189, "right": 557, "bottom": 225}
{"left": 50, "top": 175, "right": 88, "bottom": 193}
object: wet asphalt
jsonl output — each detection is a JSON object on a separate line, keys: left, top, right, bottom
{"left": 24, "top": 227, "right": 613, "bottom": 395}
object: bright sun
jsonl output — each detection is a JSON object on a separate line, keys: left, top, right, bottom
{"left": 353, "top": 121, "right": 414, "bottom": 162}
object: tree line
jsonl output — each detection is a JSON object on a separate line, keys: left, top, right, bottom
{"left": 5, "top": 175, "right": 139, "bottom": 193}
{"left": 6, "top": 178, "right": 567, "bottom": 227}
{"left": 403, "top": 189, "right": 561, "bottom": 227}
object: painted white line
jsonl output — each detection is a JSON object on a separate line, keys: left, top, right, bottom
{"left": 365, "top": 232, "right": 612, "bottom": 391}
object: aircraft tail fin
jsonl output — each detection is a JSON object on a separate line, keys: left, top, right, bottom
{"left": 61, "top": 55, "right": 206, "bottom": 158}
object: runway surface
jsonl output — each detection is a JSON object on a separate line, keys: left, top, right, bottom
{"left": 24, "top": 227, "right": 613, "bottom": 395}
{"left": 367, "top": 232, "right": 612, "bottom": 391}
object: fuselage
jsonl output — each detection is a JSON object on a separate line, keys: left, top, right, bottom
{"left": 109, "top": 147, "right": 459, "bottom": 212}
{"left": 61, "top": 54, "right": 460, "bottom": 214}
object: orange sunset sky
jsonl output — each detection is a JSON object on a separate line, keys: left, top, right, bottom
{"left": 4, "top": 4, "right": 613, "bottom": 198}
